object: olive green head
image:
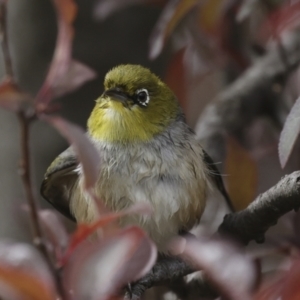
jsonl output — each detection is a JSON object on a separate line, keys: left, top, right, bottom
{"left": 87, "top": 64, "right": 180, "bottom": 143}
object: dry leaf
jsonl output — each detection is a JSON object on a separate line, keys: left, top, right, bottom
{"left": 149, "top": 0, "right": 199, "bottom": 59}
{"left": 225, "top": 136, "right": 258, "bottom": 211}
{"left": 164, "top": 48, "right": 188, "bottom": 112}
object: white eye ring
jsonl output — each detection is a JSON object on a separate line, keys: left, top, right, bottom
{"left": 136, "top": 88, "right": 150, "bottom": 106}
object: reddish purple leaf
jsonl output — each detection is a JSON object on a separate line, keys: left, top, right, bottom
{"left": 39, "top": 209, "right": 69, "bottom": 262}
{"left": 35, "top": 0, "right": 96, "bottom": 107}
{"left": 0, "top": 78, "right": 32, "bottom": 112}
{"left": 149, "top": 0, "right": 198, "bottom": 59}
{"left": 171, "top": 236, "right": 256, "bottom": 300}
{"left": 42, "top": 116, "right": 101, "bottom": 190}
{"left": 44, "top": 60, "right": 96, "bottom": 101}
{"left": 63, "top": 226, "right": 157, "bottom": 300}
{"left": 268, "top": 2, "right": 300, "bottom": 37}
{"left": 60, "top": 202, "right": 153, "bottom": 265}
{"left": 279, "top": 95, "right": 300, "bottom": 168}
{"left": 0, "top": 242, "right": 56, "bottom": 300}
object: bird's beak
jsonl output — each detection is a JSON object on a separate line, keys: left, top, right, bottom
{"left": 103, "top": 88, "right": 130, "bottom": 104}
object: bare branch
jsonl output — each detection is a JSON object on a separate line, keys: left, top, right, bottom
{"left": 130, "top": 171, "right": 300, "bottom": 299}
{"left": 195, "top": 30, "right": 300, "bottom": 163}
{"left": 218, "top": 171, "right": 300, "bottom": 244}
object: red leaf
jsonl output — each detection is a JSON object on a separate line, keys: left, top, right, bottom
{"left": 172, "top": 236, "right": 256, "bottom": 300}
{"left": 0, "top": 78, "right": 32, "bottom": 112}
{"left": 63, "top": 226, "right": 157, "bottom": 300}
{"left": 279, "top": 95, "right": 300, "bottom": 168}
{"left": 266, "top": 2, "right": 300, "bottom": 38}
{"left": 61, "top": 203, "right": 153, "bottom": 265}
{"left": 39, "top": 209, "right": 69, "bottom": 262}
{"left": 37, "top": 60, "right": 96, "bottom": 110}
{"left": 164, "top": 48, "right": 188, "bottom": 113}
{"left": 42, "top": 116, "right": 101, "bottom": 190}
{"left": 281, "top": 260, "right": 300, "bottom": 300}
{"left": 0, "top": 242, "right": 56, "bottom": 300}
{"left": 0, "top": 266, "right": 55, "bottom": 300}
{"left": 35, "top": 0, "right": 96, "bottom": 106}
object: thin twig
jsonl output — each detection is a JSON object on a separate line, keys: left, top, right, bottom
{"left": 17, "top": 112, "right": 65, "bottom": 299}
{"left": 0, "top": 2, "right": 65, "bottom": 298}
{"left": 17, "top": 112, "right": 45, "bottom": 252}
{"left": 0, "top": 2, "right": 13, "bottom": 78}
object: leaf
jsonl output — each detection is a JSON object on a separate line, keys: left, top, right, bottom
{"left": 279, "top": 95, "right": 300, "bottom": 168}
{"left": 94, "top": 0, "right": 147, "bottom": 20}
{"left": 0, "top": 266, "right": 56, "bottom": 300}
{"left": 44, "top": 60, "right": 97, "bottom": 100}
{"left": 94, "top": 0, "right": 168, "bottom": 19}
{"left": 172, "top": 236, "right": 256, "bottom": 300}
{"left": 61, "top": 202, "right": 153, "bottom": 265}
{"left": 149, "top": 0, "right": 199, "bottom": 59}
{"left": 0, "top": 78, "right": 32, "bottom": 112}
{"left": 197, "top": 0, "right": 226, "bottom": 35}
{"left": 281, "top": 260, "right": 300, "bottom": 300}
{"left": 164, "top": 48, "right": 188, "bottom": 112}
{"left": 0, "top": 242, "right": 56, "bottom": 300}
{"left": 266, "top": 2, "right": 300, "bottom": 38}
{"left": 39, "top": 209, "right": 69, "bottom": 262}
{"left": 42, "top": 116, "right": 101, "bottom": 190}
{"left": 225, "top": 136, "right": 258, "bottom": 211}
{"left": 35, "top": 0, "right": 96, "bottom": 107}
{"left": 236, "top": 0, "right": 259, "bottom": 22}
{"left": 63, "top": 226, "right": 157, "bottom": 300}
{"left": 254, "top": 259, "right": 300, "bottom": 300}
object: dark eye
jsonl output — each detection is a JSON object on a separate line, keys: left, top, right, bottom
{"left": 136, "top": 89, "right": 150, "bottom": 107}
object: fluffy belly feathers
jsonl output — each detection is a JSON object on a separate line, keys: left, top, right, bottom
{"left": 70, "top": 140, "right": 209, "bottom": 252}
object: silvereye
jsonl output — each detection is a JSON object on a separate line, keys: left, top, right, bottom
{"left": 41, "top": 64, "right": 232, "bottom": 252}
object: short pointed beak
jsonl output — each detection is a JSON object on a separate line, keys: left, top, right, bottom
{"left": 104, "top": 88, "right": 130, "bottom": 104}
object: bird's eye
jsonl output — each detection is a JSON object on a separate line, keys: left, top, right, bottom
{"left": 135, "top": 89, "right": 150, "bottom": 107}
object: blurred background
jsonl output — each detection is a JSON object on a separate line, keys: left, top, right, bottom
{"left": 0, "top": 0, "right": 299, "bottom": 252}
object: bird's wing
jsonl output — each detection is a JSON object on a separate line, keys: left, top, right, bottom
{"left": 41, "top": 147, "right": 78, "bottom": 221}
{"left": 202, "top": 149, "right": 235, "bottom": 212}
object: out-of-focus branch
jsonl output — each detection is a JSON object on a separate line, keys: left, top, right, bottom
{"left": 17, "top": 112, "right": 46, "bottom": 252}
{"left": 195, "top": 30, "right": 300, "bottom": 163}
{"left": 0, "top": 3, "right": 65, "bottom": 299}
{"left": 0, "top": 3, "right": 13, "bottom": 78}
{"left": 218, "top": 171, "right": 300, "bottom": 244}
{"left": 130, "top": 171, "right": 300, "bottom": 299}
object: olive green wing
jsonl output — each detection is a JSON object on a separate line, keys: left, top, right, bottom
{"left": 203, "top": 150, "right": 235, "bottom": 212}
{"left": 41, "top": 147, "right": 78, "bottom": 221}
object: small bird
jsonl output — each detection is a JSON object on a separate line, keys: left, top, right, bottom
{"left": 41, "top": 64, "right": 232, "bottom": 252}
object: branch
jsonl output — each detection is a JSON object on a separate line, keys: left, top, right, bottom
{"left": 129, "top": 171, "right": 300, "bottom": 299}
{"left": 195, "top": 30, "right": 300, "bottom": 163}
{"left": 0, "top": 2, "right": 13, "bottom": 78}
{"left": 218, "top": 171, "right": 300, "bottom": 244}
{"left": 0, "top": 3, "right": 65, "bottom": 298}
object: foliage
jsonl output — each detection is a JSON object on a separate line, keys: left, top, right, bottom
{"left": 1, "top": 0, "right": 300, "bottom": 299}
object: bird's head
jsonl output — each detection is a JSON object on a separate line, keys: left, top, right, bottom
{"left": 88, "top": 64, "right": 180, "bottom": 144}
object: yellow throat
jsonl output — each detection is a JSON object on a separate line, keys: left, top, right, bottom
{"left": 87, "top": 65, "right": 179, "bottom": 144}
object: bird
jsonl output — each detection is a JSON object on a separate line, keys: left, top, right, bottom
{"left": 41, "top": 64, "right": 233, "bottom": 253}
